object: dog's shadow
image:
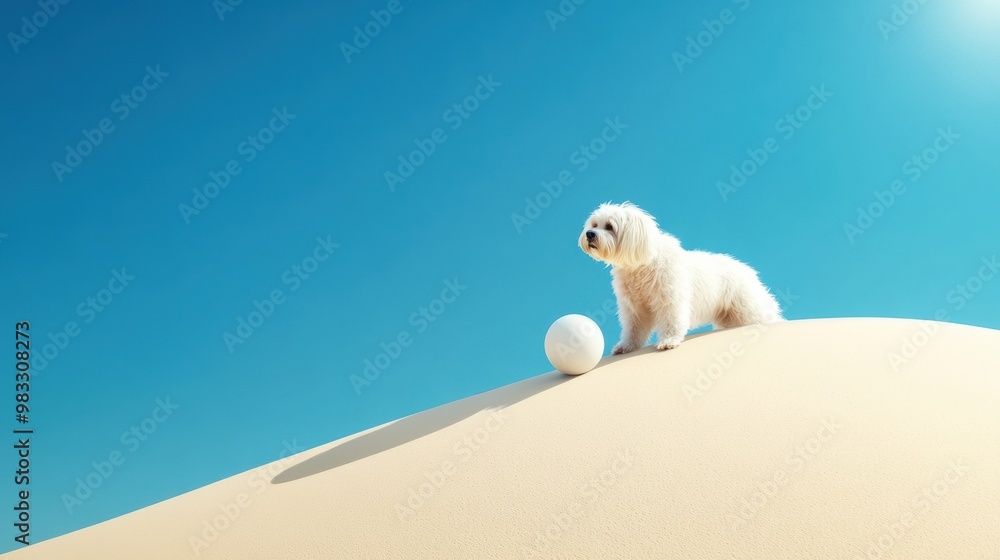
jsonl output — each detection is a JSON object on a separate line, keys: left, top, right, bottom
{"left": 272, "top": 370, "right": 578, "bottom": 484}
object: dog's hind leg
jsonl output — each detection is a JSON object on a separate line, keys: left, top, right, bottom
{"left": 713, "top": 304, "right": 743, "bottom": 329}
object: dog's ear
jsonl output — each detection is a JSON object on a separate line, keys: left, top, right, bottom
{"left": 618, "top": 206, "right": 658, "bottom": 266}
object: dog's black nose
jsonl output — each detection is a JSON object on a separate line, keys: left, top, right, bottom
{"left": 586, "top": 230, "right": 596, "bottom": 241}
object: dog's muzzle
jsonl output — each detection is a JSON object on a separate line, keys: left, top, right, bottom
{"left": 585, "top": 231, "right": 597, "bottom": 247}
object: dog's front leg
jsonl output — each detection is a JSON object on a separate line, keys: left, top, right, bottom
{"left": 655, "top": 311, "right": 690, "bottom": 351}
{"left": 613, "top": 301, "right": 653, "bottom": 355}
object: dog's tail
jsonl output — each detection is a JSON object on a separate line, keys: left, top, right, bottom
{"left": 760, "top": 287, "right": 784, "bottom": 323}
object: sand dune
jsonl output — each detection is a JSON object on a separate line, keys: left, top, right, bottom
{"left": 10, "top": 318, "right": 1000, "bottom": 559}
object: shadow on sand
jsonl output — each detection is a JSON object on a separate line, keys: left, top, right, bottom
{"left": 272, "top": 369, "right": 583, "bottom": 484}
{"left": 270, "top": 336, "right": 723, "bottom": 485}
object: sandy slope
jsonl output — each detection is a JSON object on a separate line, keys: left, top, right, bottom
{"left": 8, "top": 318, "right": 1000, "bottom": 559}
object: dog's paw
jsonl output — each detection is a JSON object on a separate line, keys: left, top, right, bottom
{"left": 612, "top": 343, "right": 638, "bottom": 355}
{"left": 655, "top": 337, "right": 684, "bottom": 351}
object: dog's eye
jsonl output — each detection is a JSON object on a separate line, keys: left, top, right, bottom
{"left": 605, "top": 223, "right": 614, "bottom": 232}
{"left": 591, "top": 223, "right": 597, "bottom": 228}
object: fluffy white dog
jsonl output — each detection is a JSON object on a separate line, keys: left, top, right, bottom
{"left": 579, "top": 202, "right": 782, "bottom": 354}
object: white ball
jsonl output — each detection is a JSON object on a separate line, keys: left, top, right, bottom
{"left": 544, "top": 314, "right": 605, "bottom": 375}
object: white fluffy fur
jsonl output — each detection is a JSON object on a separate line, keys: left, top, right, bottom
{"left": 579, "top": 202, "right": 782, "bottom": 354}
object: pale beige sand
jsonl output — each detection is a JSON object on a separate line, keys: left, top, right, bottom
{"left": 10, "top": 318, "right": 1000, "bottom": 559}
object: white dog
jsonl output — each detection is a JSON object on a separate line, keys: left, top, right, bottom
{"left": 579, "top": 202, "right": 782, "bottom": 354}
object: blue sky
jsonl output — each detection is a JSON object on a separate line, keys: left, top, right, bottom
{"left": 1, "top": 0, "right": 999, "bottom": 549}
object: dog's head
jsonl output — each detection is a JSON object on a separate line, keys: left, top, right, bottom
{"left": 579, "top": 202, "right": 660, "bottom": 267}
